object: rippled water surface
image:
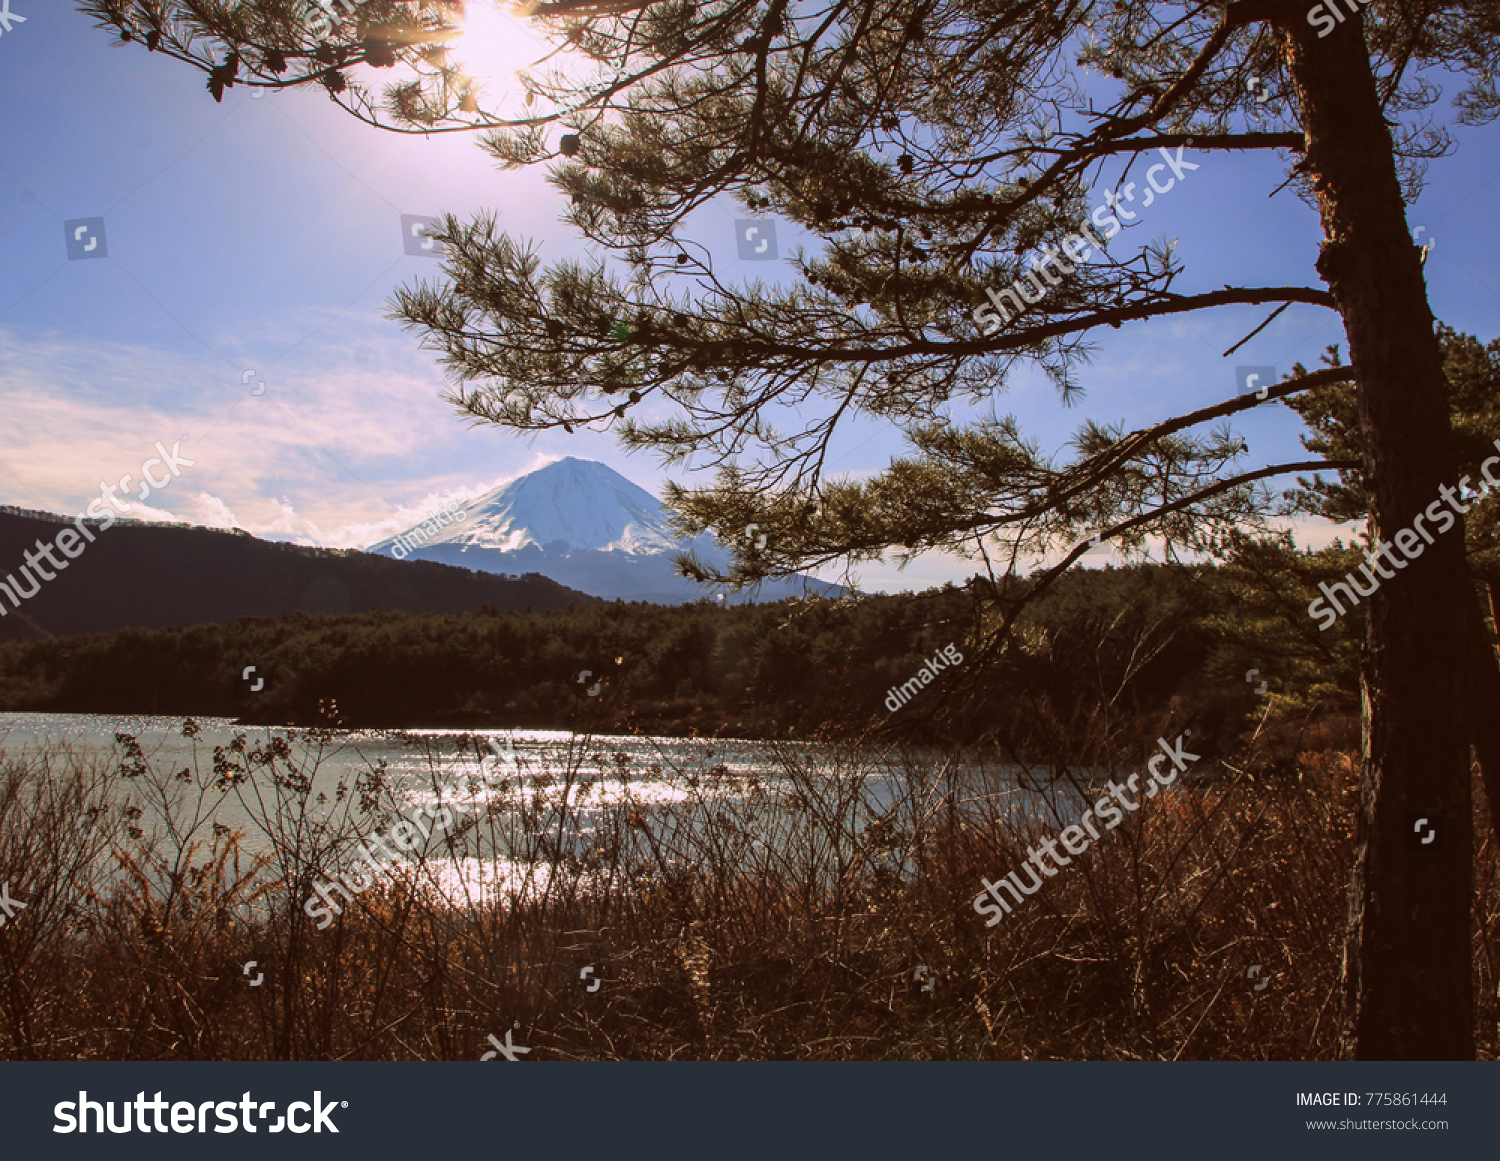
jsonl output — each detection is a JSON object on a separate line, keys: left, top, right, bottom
{"left": 0, "top": 712, "right": 1099, "bottom": 907}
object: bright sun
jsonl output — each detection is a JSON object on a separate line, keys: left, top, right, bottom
{"left": 448, "top": 1, "right": 556, "bottom": 93}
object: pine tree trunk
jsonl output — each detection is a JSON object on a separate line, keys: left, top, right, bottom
{"left": 1279, "top": 15, "right": 1474, "bottom": 1058}
{"left": 1465, "top": 591, "right": 1500, "bottom": 846}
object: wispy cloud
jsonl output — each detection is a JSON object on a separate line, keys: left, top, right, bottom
{"left": 0, "top": 320, "right": 579, "bottom": 546}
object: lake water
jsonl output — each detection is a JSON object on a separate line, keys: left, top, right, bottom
{"left": 0, "top": 712, "right": 1127, "bottom": 909}
{"left": 0, "top": 712, "right": 1021, "bottom": 906}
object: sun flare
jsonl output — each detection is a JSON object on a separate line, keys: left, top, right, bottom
{"left": 449, "top": 0, "right": 554, "bottom": 91}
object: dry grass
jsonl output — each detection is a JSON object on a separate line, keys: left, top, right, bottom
{"left": 0, "top": 719, "right": 1494, "bottom": 1060}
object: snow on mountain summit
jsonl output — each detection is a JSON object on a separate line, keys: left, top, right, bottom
{"left": 369, "top": 458, "right": 684, "bottom": 557}
{"left": 367, "top": 457, "right": 840, "bottom": 605}
{"left": 466, "top": 457, "right": 680, "bottom": 556}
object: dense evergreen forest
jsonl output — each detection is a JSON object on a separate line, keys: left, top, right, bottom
{"left": 0, "top": 550, "right": 1363, "bottom": 747}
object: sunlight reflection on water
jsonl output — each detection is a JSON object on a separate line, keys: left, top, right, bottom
{"left": 0, "top": 712, "right": 1087, "bottom": 909}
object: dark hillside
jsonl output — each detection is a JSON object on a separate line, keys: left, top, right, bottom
{"left": 0, "top": 507, "right": 597, "bottom": 639}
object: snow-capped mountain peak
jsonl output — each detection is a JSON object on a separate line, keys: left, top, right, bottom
{"left": 466, "top": 457, "right": 678, "bottom": 556}
{"left": 368, "top": 457, "right": 839, "bottom": 605}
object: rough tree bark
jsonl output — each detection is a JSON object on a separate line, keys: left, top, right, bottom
{"left": 1464, "top": 594, "right": 1500, "bottom": 846}
{"left": 1277, "top": 10, "right": 1474, "bottom": 1057}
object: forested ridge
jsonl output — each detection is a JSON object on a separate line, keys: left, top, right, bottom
{"left": 0, "top": 553, "right": 1362, "bottom": 744}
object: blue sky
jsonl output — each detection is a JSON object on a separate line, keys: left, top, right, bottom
{"left": 2, "top": 2, "right": 1497, "bottom": 594}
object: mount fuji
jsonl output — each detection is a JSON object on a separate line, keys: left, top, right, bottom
{"left": 367, "top": 458, "right": 842, "bottom": 604}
